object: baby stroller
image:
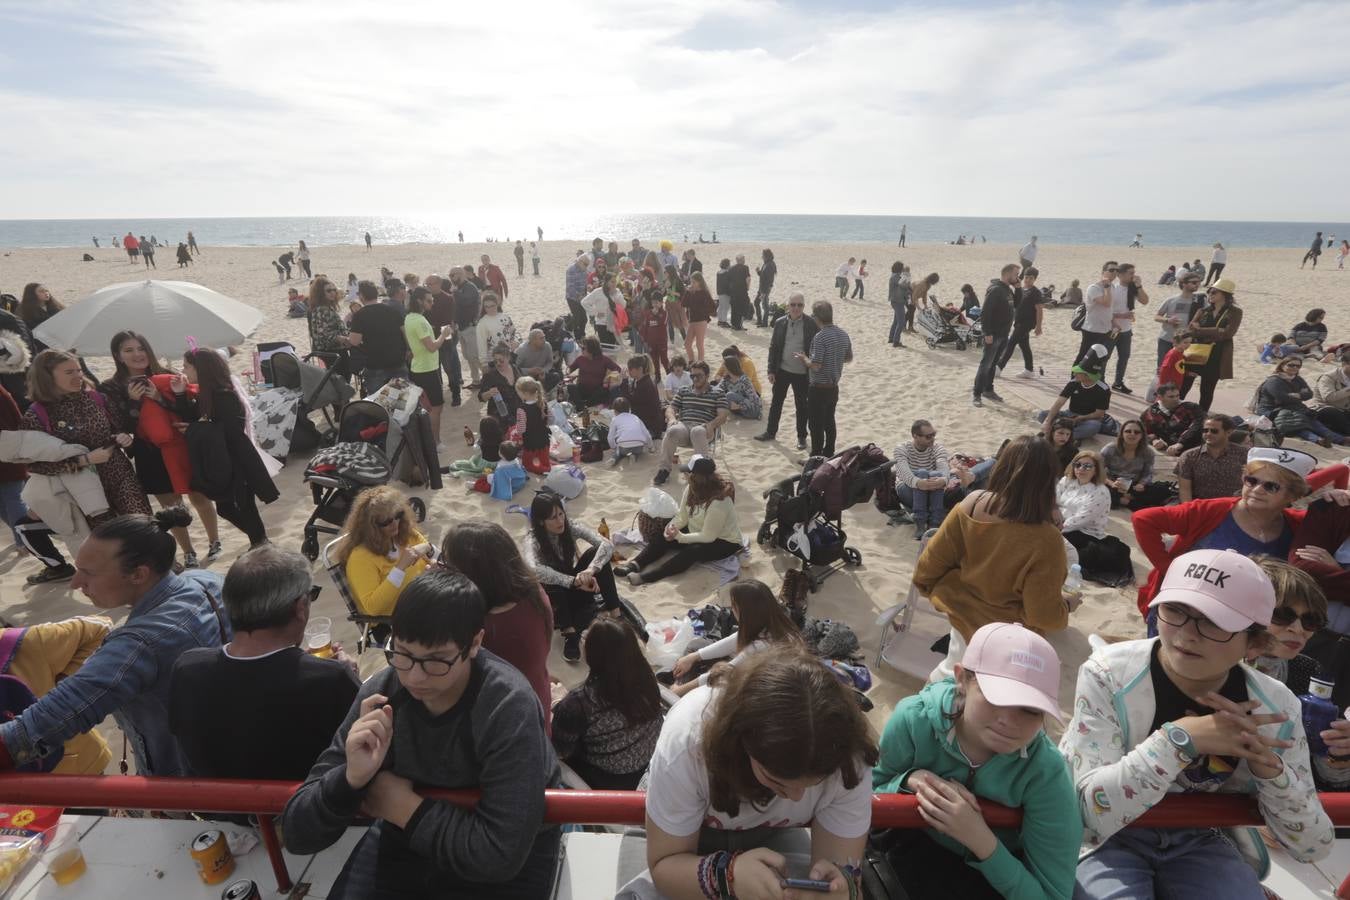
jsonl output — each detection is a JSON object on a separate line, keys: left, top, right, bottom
{"left": 756, "top": 445, "right": 894, "bottom": 592}
{"left": 268, "top": 349, "right": 355, "bottom": 456}
{"left": 916, "top": 305, "right": 973, "bottom": 351}
{"left": 299, "top": 399, "right": 426, "bottom": 561}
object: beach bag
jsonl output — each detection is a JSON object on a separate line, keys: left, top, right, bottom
{"left": 1079, "top": 535, "right": 1135, "bottom": 587}
{"left": 636, "top": 487, "right": 677, "bottom": 544}
{"left": 1183, "top": 342, "right": 1215, "bottom": 367}
{"left": 579, "top": 423, "right": 609, "bottom": 463}
{"left": 543, "top": 463, "right": 586, "bottom": 499}
{"left": 1070, "top": 304, "right": 1086, "bottom": 332}
{"left": 779, "top": 568, "right": 810, "bottom": 627}
{"left": 549, "top": 425, "right": 574, "bottom": 461}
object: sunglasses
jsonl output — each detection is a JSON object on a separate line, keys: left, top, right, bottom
{"left": 377, "top": 510, "right": 406, "bottom": 527}
{"left": 1270, "top": 606, "right": 1327, "bottom": 632}
{"left": 1242, "top": 474, "right": 1285, "bottom": 494}
{"left": 1073, "top": 461, "right": 1097, "bottom": 470}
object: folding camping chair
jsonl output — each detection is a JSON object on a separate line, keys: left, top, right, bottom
{"left": 322, "top": 535, "right": 391, "bottom": 655}
{"left": 874, "top": 528, "right": 953, "bottom": 681}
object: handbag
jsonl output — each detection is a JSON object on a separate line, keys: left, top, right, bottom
{"left": 1182, "top": 342, "right": 1214, "bottom": 366}
{"left": 1070, "top": 304, "right": 1086, "bottom": 331}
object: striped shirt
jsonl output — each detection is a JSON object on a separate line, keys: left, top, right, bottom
{"left": 672, "top": 385, "right": 730, "bottom": 426}
{"left": 808, "top": 325, "right": 852, "bottom": 386}
{"left": 893, "top": 441, "right": 950, "bottom": 489}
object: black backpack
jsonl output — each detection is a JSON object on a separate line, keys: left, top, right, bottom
{"left": 1070, "top": 304, "right": 1087, "bottom": 332}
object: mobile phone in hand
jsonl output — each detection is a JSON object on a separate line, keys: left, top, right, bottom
{"left": 782, "top": 877, "right": 833, "bottom": 892}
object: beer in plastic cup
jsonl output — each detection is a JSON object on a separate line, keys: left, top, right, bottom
{"left": 304, "top": 617, "right": 334, "bottom": 659}
{"left": 42, "top": 824, "right": 86, "bottom": 886}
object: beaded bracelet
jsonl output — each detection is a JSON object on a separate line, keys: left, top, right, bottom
{"left": 697, "top": 853, "right": 718, "bottom": 900}
{"left": 726, "top": 851, "right": 741, "bottom": 898}
{"left": 713, "top": 851, "right": 732, "bottom": 899}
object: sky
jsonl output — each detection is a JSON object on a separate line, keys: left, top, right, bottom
{"left": 2, "top": 0, "right": 1348, "bottom": 222}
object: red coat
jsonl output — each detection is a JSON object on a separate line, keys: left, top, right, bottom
{"left": 478, "top": 264, "right": 508, "bottom": 299}
{"left": 1289, "top": 500, "right": 1350, "bottom": 604}
{"left": 1132, "top": 463, "right": 1349, "bottom": 618}
{"left": 137, "top": 375, "right": 195, "bottom": 495}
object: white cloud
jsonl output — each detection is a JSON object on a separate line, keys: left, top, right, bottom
{"left": 1, "top": 0, "right": 1348, "bottom": 219}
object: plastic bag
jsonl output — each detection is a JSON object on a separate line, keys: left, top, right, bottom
{"left": 549, "top": 425, "right": 574, "bottom": 461}
{"left": 645, "top": 616, "right": 695, "bottom": 669}
{"left": 543, "top": 464, "right": 586, "bottom": 499}
{"left": 639, "top": 487, "right": 679, "bottom": 519}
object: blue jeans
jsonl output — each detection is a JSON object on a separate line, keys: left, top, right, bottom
{"left": 361, "top": 366, "right": 409, "bottom": 397}
{"left": 0, "top": 480, "right": 25, "bottom": 546}
{"left": 1112, "top": 329, "right": 1133, "bottom": 386}
{"left": 1297, "top": 418, "right": 1346, "bottom": 444}
{"left": 968, "top": 457, "right": 996, "bottom": 489}
{"left": 1074, "top": 827, "right": 1264, "bottom": 900}
{"left": 897, "top": 469, "right": 945, "bottom": 524}
{"left": 888, "top": 304, "right": 906, "bottom": 344}
{"left": 1038, "top": 409, "right": 1104, "bottom": 441}
{"left": 439, "top": 338, "right": 462, "bottom": 391}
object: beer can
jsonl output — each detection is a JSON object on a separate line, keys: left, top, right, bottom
{"left": 222, "top": 880, "right": 261, "bottom": 900}
{"left": 190, "top": 829, "right": 236, "bottom": 885}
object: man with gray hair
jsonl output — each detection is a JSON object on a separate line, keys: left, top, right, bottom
{"left": 727, "top": 253, "right": 752, "bottom": 331}
{"left": 168, "top": 545, "right": 359, "bottom": 779}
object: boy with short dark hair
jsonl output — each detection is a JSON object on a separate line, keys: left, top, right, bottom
{"left": 282, "top": 571, "right": 561, "bottom": 899}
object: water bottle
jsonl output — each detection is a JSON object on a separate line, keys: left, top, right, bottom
{"left": 1064, "top": 564, "right": 1083, "bottom": 596}
{"left": 1300, "top": 677, "right": 1338, "bottom": 757}
{"left": 493, "top": 393, "right": 509, "bottom": 418}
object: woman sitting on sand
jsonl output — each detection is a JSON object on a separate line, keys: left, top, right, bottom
{"left": 616, "top": 455, "right": 742, "bottom": 586}
{"left": 567, "top": 336, "right": 622, "bottom": 409}
{"left": 1056, "top": 449, "right": 1134, "bottom": 586}
{"left": 1101, "top": 418, "right": 1173, "bottom": 509}
{"left": 669, "top": 580, "right": 802, "bottom": 697}
{"left": 913, "top": 435, "right": 1068, "bottom": 681}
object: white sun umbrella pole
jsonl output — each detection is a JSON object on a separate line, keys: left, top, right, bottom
{"left": 31, "top": 279, "right": 264, "bottom": 357}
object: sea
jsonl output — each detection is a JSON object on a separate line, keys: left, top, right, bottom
{"left": 0, "top": 214, "right": 1344, "bottom": 250}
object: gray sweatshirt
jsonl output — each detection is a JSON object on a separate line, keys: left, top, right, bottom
{"left": 281, "top": 651, "right": 560, "bottom": 885}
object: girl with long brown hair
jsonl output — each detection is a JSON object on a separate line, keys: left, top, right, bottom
{"left": 670, "top": 579, "right": 801, "bottom": 696}
{"left": 643, "top": 647, "right": 878, "bottom": 899}
{"left": 616, "top": 455, "right": 743, "bottom": 586}
{"left": 439, "top": 520, "right": 554, "bottom": 730}
{"left": 550, "top": 618, "right": 662, "bottom": 790}
{"left": 680, "top": 270, "right": 715, "bottom": 362}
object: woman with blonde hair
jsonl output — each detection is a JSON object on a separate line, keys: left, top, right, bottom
{"left": 337, "top": 485, "right": 433, "bottom": 616}
{"left": 1056, "top": 449, "right": 1133, "bottom": 586}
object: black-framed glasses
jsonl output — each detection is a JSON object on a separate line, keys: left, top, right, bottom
{"left": 1242, "top": 475, "right": 1285, "bottom": 494}
{"left": 376, "top": 510, "right": 406, "bottom": 527}
{"left": 1156, "top": 603, "right": 1240, "bottom": 642}
{"left": 1270, "top": 606, "right": 1327, "bottom": 632}
{"left": 384, "top": 645, "right": 467, "bottom": 677}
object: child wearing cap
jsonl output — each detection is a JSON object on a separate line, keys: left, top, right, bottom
{"left": 872, "top": 623, "right": 1081, "bottom": 899}
{"left": 1062, "top": 548, "right": 1332, "bottom": 898}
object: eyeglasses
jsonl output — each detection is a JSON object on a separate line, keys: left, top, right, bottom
{"left": 1072, "top": 461, "right": 1097, "bottom": 470}
{"left": 1201, "top": 427, "right": 1223, "bottom": 434}
{"left": 376, "top": 510, "right": 406, "bottom": 527}
{"left": 1242, "top": 474, "right": 1285, "bottom": 494}
{"left": 384, "top": 645, "right": 467, "bottom": 677}
{"left": 1156, "top": 603, "right": 1240, "bottom": 642}
{"left": 1270, "top": 606, "right": 1327, "bottom": 632}
{"left": 788, "top": 303, "right": 805, "bottom": 308}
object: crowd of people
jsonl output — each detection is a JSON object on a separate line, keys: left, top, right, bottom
{"left": 3, "top": 229, "right": 1350, "bottom": 900}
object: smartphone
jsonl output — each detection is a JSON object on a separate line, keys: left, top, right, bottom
{"left": 782, "top": 877, "right": 833, "bottom": 892}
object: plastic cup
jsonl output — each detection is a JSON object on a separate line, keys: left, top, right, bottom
{"left": 42, "top": 824, "right": 86, "bottom": 886}
{"left": 304, "top": 617, "right": 333, "bottom": 659}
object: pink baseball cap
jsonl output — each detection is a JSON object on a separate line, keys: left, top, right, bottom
{"left": 1148, "top": 548, "right": 1275, "bottom": 632}
{"left": 961, "top": 623, "right": 1063, "bottom": 723}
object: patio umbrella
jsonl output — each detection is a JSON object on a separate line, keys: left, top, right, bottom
{"left": 31, "top": 279, "right": 265, "bottom": 356}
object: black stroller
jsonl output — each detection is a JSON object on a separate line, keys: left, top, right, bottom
{"left": 299, "top": 399, "right": 426, "bottom": 561}
{"left": 756, "top": 444, "right": 894, "bottom": 592}
{"left": 268, "top": 349, "right": 355, "bottom": 457}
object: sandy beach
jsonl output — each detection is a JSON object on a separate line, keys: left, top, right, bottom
{"left": 1, "top": 237, "right": 1340, "bottom": 742}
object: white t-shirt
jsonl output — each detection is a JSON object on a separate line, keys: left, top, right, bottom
{"left": 1109, "top": 282, "right": 1133, "bottom": 333}
{"left": 1082, "top": 283, "right": 1115, "bottom": 333}
{"left": 663, "top": 371, "right": 693, "bottom": 394}
{"left": 1020, "top": 242, "right": 1038, "bottom": 262}
{"left": 1212, "top": 248, "right": 1227, "bottom": 264}
{"left": 644, "top": 686, "right": 872, "bottom": 837}
{"left": 835, "top": 262, "right": 854, "bottom": 279}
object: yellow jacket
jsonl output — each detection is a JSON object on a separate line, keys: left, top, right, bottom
{"left": 1, "top": 617, "right": 114, "bottom": 774}
{"left": 344, "top": 530, "right": 431, "bottom": 617}
{"left": 715, "top": 356, "right": 762, "bottom": 396}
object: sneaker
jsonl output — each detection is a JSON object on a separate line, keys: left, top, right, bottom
{"left": 984, "top": 390, "right": 1005, "bottom": 403}
{"left": 914, "top": 522, "right": 927, "bottom": 541}
{"left": 205, "top": 541, "right": 223, "bottom": 563}
{"left": 26, "top": 563, "right": 75, "bottom": 585}
{"left": 614, "top": 563, "right": 635, "bottom": 577}
{"left": 653, "top": 468, "right": 670, "bottom": 485}
{"left": 183, "top": 552, "right": 199, "bottom": 569}
{"left": 562, "top": 632, "right": 581, "bottom": 662}
{"left": 1015, "top": 369, "right": 1036, "bottom": 379}
{"left": 1112, "top": 383, "right": 1134, "bottom": 395}
{"left": 450, "top": 394, "right": 462, "bottom": 407}
{"left": 972, "top": 395, "right": 983, "bottom": 407}
{"left": 627, "top": 571, "right": 645, "bottom": 587}
{"left": 753, "top": 432, "right": 775, "bottom": 442}
{"left": 608, "top": 455, "right": 621, "bottom": 466}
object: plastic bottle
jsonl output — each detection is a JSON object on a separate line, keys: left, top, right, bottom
{"left": 493, "top": 393, "right": 509, "bottom": 418}
{"left": 572, "top": 444, "right": 581, "bottom": 466}
{"left": 598, "top": 518, "right": 610, "bottom": 539}
{"left": 463, "top": 426, "right": 475, "bottom": 446}
{"left": 1064, "top": 564, "right": 1083, "bottom": 596}
{"left": 1300, "top": 677, "right": 1338, "bottom": 757}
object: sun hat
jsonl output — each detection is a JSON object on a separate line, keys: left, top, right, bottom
{"left": 961, "top": 622, "right": 1062, "bottom": 722}
{"left": 1148, "top": 548, "right": 1275, "bottom": 631}
{"left": 1246, "top": 446, "right": 1317, "bottom": 480}
{"left": 1209, "top": 277, "right": 1237, "bottom": 294}
{"left": 678, "top": 454, "right": 716, "bottom": 476}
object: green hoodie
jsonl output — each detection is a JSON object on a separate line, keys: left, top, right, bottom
{"left": 872, "top": 680, "right": 1081, "bottom": 900}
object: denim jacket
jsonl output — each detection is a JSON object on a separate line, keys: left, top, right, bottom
{"left": 0, "top": 570, "right": 228, "bottom": 776}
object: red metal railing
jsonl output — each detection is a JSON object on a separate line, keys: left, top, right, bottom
{"left": 3, "top": 776, "right": 1350, "bottom": 895}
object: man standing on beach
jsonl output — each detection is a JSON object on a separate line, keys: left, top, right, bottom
{"left": 898, "top": 225, "right": 906, "bottom": 248}
{"left": 1076, "top": 261, "right": 1118, "bottom": 367}
{"left": 427, "top": 275, "right": 463, "bottom": 406}
{"left": 448, "top": 268, "right": 483, "bottom": 387}
{"left": 973, "top": 264, "right": 1017, "bottom": 407}
{"left": 798, "top": 301, "right": 851, "bottom": 457}
{"left": 1019, "top": 236, "right": 1038, "bottom": 276}
{"left": 478, "top": 255, "right": 509, "bottom": 305}
{"left": 1108, "top": 262, "right": 1148, "bottom": 395}
{"left": 565, "top": 255, "right": 589, "bottom": 338}
{"left": 1153, "top": 270, "right": 1203, "bottom": 367}
{"left": 834, "top": 258, "right": 855, "bottom": 300}
{"left": 997, "top": 266, "right": 1045, "bottom": 378}
{"left": 187, "top": 231, "right": 199, "bottom": 255}
{"left": 756, "top": 292, "right": 816, "bottom": 450}
{"left": 364, "top": 231, "right": 372, "bottom": 251}
{"left": 348, "top": 281, "right": 410, "bottom": 396}
{"left": 628, "top": 239, "right": 646, "bottom": 265}
{"left": 1303, "top": 231, "right": 1324, "bottom": 268}
{"left": 754, "top": 249, "right": 776, "bottom": 328}
{"left": 727, "top": 254, "right": 752, "bottom": 331}
{"left": 513, "top": 241, "right": 526, "bottom": 277}
{"left": 538, "top": 225, "right": 544, "bottom": 242}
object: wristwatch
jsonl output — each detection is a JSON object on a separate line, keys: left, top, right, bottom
{"left": 1162, "top": 721, "right": 1198, "bottom": 761}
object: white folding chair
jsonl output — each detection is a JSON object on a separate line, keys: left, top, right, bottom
{"left": 874, "top": 529, "right": 953, "bottom": 680}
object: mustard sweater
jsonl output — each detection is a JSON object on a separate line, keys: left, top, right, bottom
{"left": 344, "top": 530, "right": 431, "bottom": 617}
